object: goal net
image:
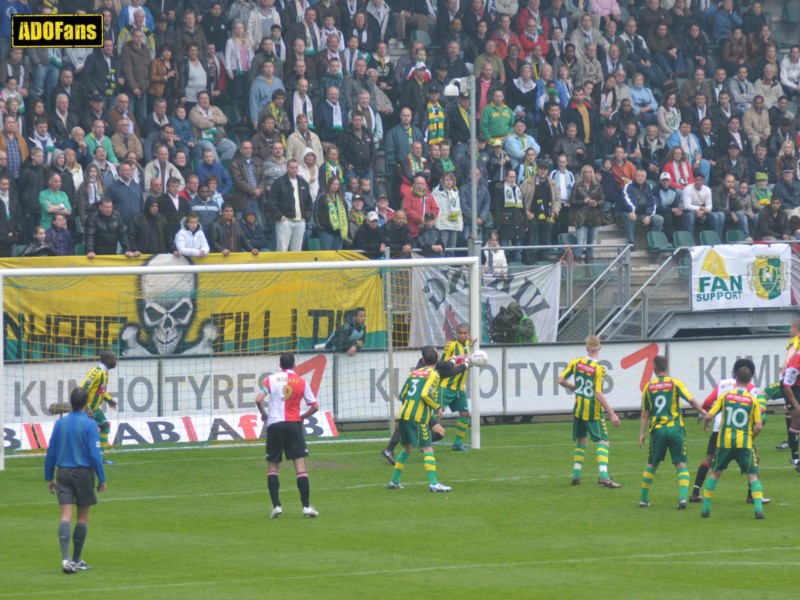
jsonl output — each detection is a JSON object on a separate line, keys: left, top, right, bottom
{"left": 0, "top": 252, "right": 480, "bottom": 468}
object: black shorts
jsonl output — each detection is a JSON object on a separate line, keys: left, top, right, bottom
{"left": 705, "top": 431, "right": 719, "bottom": 456}
{"left": 56, "top": 467, "right": 97, "bottom": 507}
{"left": 266, "top": 422, "right": 309, "bottom": 463}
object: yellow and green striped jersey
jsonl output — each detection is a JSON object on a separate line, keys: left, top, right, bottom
{"left": 81, "top": 364, "right": 111, "bottom": 411}
{"left": 787, "top": 335, "right": 800, "bottom": 351}
{"left": 641, "top": 376, "right": 693, "bottom": 431}
{"left": 709, "top": 387, "right": 762, "bottom": 449}
{"left": 441, "top": 340, "right": 470, "bottom": 391}
{"left": 560, "top": 357, "right": 606, "bottom": 421}
{"left": 399, "top": 367, "right": 441, "bottom": 423}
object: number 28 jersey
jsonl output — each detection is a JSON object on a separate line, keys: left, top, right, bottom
{"left": 641, "top": 376, "right": 694, "bottom": 431}
{"left": 260, "top": 369, "right": 318, "bottom": 426}
{"left": 560, "top": 357, "right": 605, "bottom": 421}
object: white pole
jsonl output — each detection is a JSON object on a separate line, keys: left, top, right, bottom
{"left": 469, "top": 247, "right": 481, "bottom": 450}
{"left": 0, "top": 256, "right": 478, "bottom": 278}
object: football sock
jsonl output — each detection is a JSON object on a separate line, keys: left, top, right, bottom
{"left": 785, "top": 414, "right": 792, "bottom": 438}
{"left": 693, "top": 461, "right": 710, "bottom": 494}
{"left": 99, "top": 422, "right": 110, "bottom": 454}
{"left": 391, "top": 451, "right": 409, "bottom": 484}
{"left": 573, "top": 443, "right": 586, "bottom": 479}
{"left": 596, "top": 444, "right": 609, "bottom": 478}
{"left": 677, "top": 467, "right": 690, "bottom": 501}
{"left": 640, "top": 466, "right": 655, "bottom": 502}
{"left": 386, "top": 428, "right": 401, "bottom": 452}
{"left": 750, "top": 480, "right": 764, "bottom": 513}
{"left": 72, "top": 523, "right": 87, "bottom": 563}
{"left": 790, "top": 430, "right": 799, "bottom": 458}
{"left": 296, "top": 472, "right": 310, "bottom": 508}
{"left": 432, "top": 430, "right": 444, "bottom": 442}
{"left": 454, "top": 417, "right": 469, "bottom": 445}
{"left": 423, "top": 451, "right": 438, "bottom": 485}
{"left": 58, "top": 521, "right": 71, "bottom": 561}
{"left": 267, "top": 471, "right": 280, "bottom": 507}
{"left": 702, "top": 477, "right": 717, "bottom": 513}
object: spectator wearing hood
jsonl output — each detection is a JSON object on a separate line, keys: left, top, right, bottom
{"left": 128, "top": 196, "right": 175, "bottom": 255}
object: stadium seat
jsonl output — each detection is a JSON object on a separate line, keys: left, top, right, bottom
{"left": 221, "top": 158, "right": 233, "bottom": 172}
{"left": 699, "top": 230, "right": 722, "bottom": 246}
{"left": 725, "top": 229, "right": 747, "bottom": 243}
{"left": 410, "top": 29, "right": 432, "bottom": 48}
{"left": 557, "top": 233, "right": 578, "bottom": 246}
{"left": 13, "top": 244, "right": 26, "bottom": 257}
{"left": 673, "top": 230, "right": 695, "bottom": 248}
{"left": 74, "top": 243, "right": 85, "bottom": 256}
{"left": 647, "top": 231, "right": 674, "bottom": 253}
{"left": 307, "top": 237, "right": 321, "bottom": 251}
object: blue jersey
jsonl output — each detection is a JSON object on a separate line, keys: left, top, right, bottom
{"left": 44, "top": 411, "right": 105, "bottom": 483}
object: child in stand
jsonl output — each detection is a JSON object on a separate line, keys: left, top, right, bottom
{"left": 482, "top": 230, "right": 508, "bottom": 276}
{"left": 172, "top": 105, "right": 196, "bottom": 158}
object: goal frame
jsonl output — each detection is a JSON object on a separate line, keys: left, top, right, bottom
{"left": 0, "top": 255, "right": 482, "bottom": 469}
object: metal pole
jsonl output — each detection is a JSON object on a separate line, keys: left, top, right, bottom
{"left": 469, "top": 238, "right": 481, "bottom": 450}
{"left": 383, "top": 247, "right": 396, "bottom": 435}
{"left": 468, "top": 76, "right": 478, "bottom": 245}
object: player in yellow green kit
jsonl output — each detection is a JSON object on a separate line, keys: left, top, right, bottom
{"left": 638, "top": 356, "right": 707, "bottom": 509}
{"left": 441, "top": 323, "right": 473, "bottom": 452}
{"left": 558, "top": 335, "right": 621, "bottom": 488}
{"left": 388, "top": 347, "right": 452, "bottom": 492}
{"left": 80, "top": 350, "right": 118, "bottom": 465}
{"left": 702, "top": 365, "right": 766, "bottom": 519}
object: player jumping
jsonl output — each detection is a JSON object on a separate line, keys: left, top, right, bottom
{"left": 381, "top": 345, "right": 471, "bottom": 465}
{"left": 441, "top": 323, "right": 475, "bottom": 451}
{"left": 388, "top": 346, "right": 452, "bottom": 492}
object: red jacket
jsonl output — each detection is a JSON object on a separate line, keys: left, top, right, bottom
{"left": 401, "top": 188, "right": 438, "bottom": 238}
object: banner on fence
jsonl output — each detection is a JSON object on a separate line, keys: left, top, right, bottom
{"left": 408, "top": 263, "right": 561, "bottom": 347}
{"left": 0, "top": 253, "right": 385, "bottom": 359}
{"left": 691, "top": 244, "right": 791, "bottom": 311}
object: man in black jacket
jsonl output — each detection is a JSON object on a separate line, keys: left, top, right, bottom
{"left": 85, "top": 197, "right": 139, "bottom": 257}
{"left": 381, "top": 209, "right": 413, "bottom": 258}
{"left": 127, "top": 196, "right": 175, "bottom": 255}
{"left": 352, "top": 210, "right": 386, "bottom": 258}
{"left": 268, "top": 159, "right": 312, "bottom": 252}
{"left": 339, "top": 111, "right": 375, "bottom": 188}
{"left": 209, "top": 202, "right": 260, "bottom": 256}
{"left": 17, "top": 147, "right": 47, "bottom": 241}
{"left": 323, "top": 307, "right": 367, "bottom": 355}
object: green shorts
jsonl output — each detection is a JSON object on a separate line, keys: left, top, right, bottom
{"left": 648, "top": 426, "right": 687, "bottom": 466}
{"left": 573, "top": 417, "right": 608, "bottom": 442}
{"left": 764, "top": 381, "right": 784, "bottom": 402}
{"left": 399, "top": 419, "right": 432, "bottom": 449}
{"left": 441, "top": 388, "right": 468, "bottom": 413}
{"left": 711, "top": 447, "right": 759, "bottom": 475}
{"left": 92, "top": 408, "right": 108, "bottom": 428}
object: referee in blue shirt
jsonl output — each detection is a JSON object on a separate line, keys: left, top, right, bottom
{"left": 44, "top": 388, "right": 107, "bottom": 574}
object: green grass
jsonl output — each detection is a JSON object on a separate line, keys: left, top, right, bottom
{"left": 1, "top": 420, "right": 798, "bottom": 599}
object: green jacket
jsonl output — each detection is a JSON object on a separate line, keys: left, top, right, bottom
{"left": 481, "top": 103, "right": 514, "bottom": 144}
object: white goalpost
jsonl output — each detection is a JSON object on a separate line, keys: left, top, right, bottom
{"left": 0, "top": 254, "right": 481, "bottom": 469}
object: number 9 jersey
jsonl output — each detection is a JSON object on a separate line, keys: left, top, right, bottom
{"left": 641, "top": 376, "right": 694, "bottom": 431}
{"left": 260, "top": 369, "right": 318, "bottom": 426}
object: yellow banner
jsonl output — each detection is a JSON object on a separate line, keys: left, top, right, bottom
{"left": 0, "top": 252, "right": 385, "bottom": 360}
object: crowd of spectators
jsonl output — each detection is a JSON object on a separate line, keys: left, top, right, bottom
{"left": 1, "top": 0, "right": 799, "bottom": 262}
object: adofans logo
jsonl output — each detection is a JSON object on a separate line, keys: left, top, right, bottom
{"left": 11, "top": 14, "right": 102, "bottom": 48}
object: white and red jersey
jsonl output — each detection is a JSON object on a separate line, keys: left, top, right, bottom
{"left": 260, "top": 369, "right": 318, "bottom": 426}
{"left": 703, "top": 378, "right": 756, "bottom": 433}
{"left": 783, "top": 354, "right": 800, "bottom": 388}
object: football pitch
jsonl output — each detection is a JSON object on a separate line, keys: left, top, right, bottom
{"left": 1, "top": 419, "right": 798, "bottom": 599}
